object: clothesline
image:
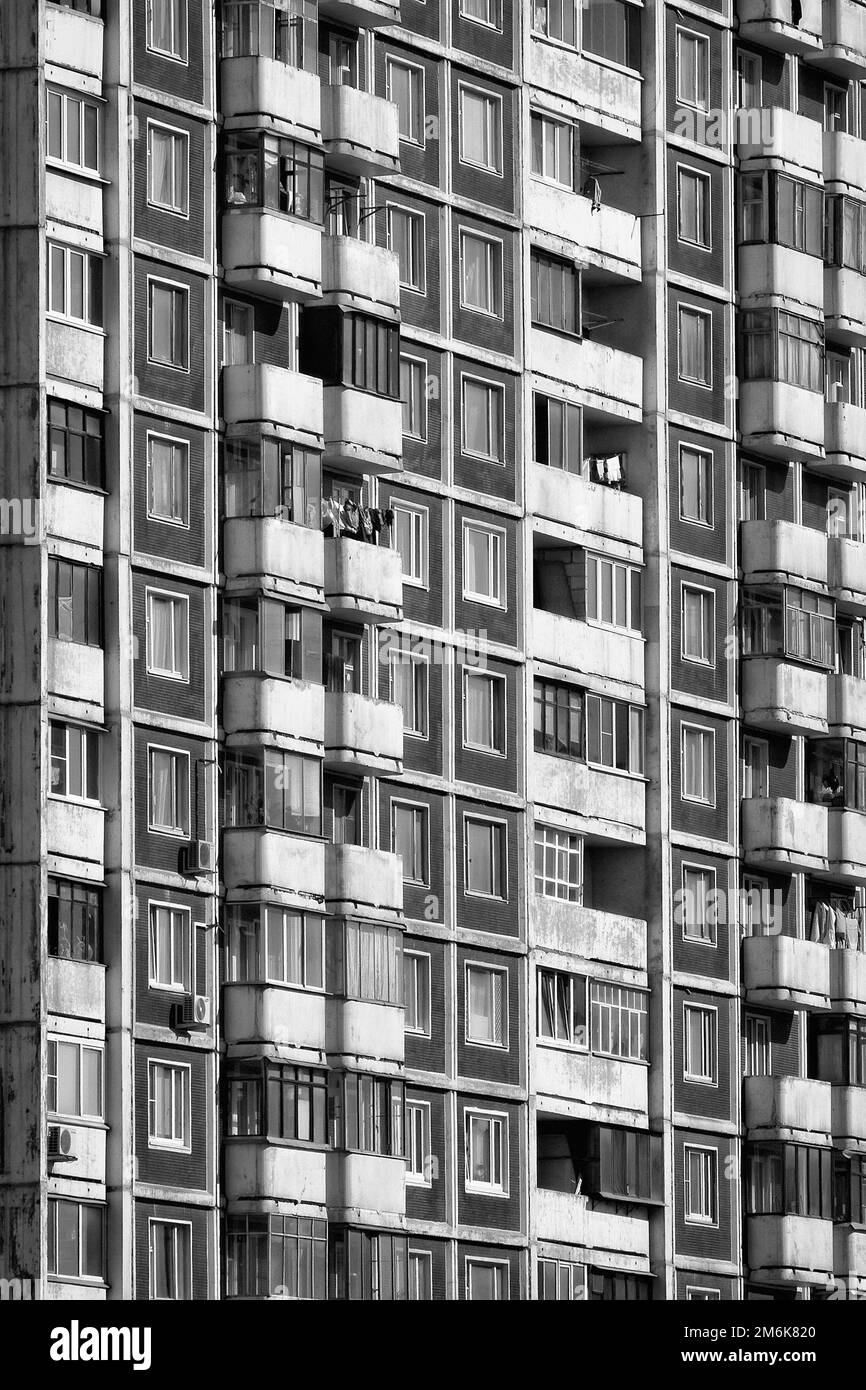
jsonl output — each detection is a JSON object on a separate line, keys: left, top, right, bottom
{"left": 321, "top": 497, "right": 394, "bottom": 543}
{"left": 809, "top": 899, "right": 866, "bottom": 951}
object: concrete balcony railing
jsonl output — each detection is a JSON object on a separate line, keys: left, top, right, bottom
{"left": 834, "top": 1227, "right": 866, "bottom": 1286}
{"left": 829, "top": 806, "right": 866, "bottom": 879}
{"left": 739, "top": 381, "right": 825, "bottom": 461}
{"left": 220, "top": 57, "right": 321, "bottom": 143}
{"left": 831, "top": 1085, "right": 866, "bottom": 1151}
{"left": 830, "top": 946, "right": 866, "bottom": 1014}
{"left": 46, "top": 321, "right": 104, "bottom": 392}
{"left": 821, "top": 401, "right": 866, "bottom": 478}
{"left": 47, "top": 640, "right": 104, "bottom": 711}
{"left": 531, "top": 608, "right": 645, "bottom": 691}
{"left": 737, "top": 0, "right": 823, "bottom": 51}
{"left": 830, "top": 675, "right": 866, "bottom": 738}
{"left": 740, "top": 658, "right": 829, "bottom": 737}
{"left": 222, "top": 827, "right": 326, "bottom": 902}
{"left": 529, "top": 464, "right": 643, "bottom": 550}
{"left": 321, "top": 85, "right": 400, "bottom": 179}
{"left": 742, "top": 797, "right": 830, "bottom": 874}
{"left": 222, "top": 517, "right": 325, "bottom": 604}
{"left": 324, "top": 536, "right": 403, "bottom": 625}
{"left": 738, "top": 244, "right": 824, "bottom": 311}
{"left": 535, "top": 1044, "right": 648, "bottom": 1122}
{"left": 45, "top": 3, "right": 104, "bottom": 78}
{"left": 326, "top": 1150, "right": 406, "bottom": 1217}
{"left": 47, "top": 1123, "right": 106, "bottom": 1184}
{"left": 324, "top": 843, "right": 403, "bottom": 923}
{"left": 321, "top": 237, "right": 400, "bottom": 318}
{"left": 323, "top": 387, "right": 403, "bottom": 477}
{"left": 530, "top": 751, "right": 646, "bottom": 845}
{"left": 44, "top": 484, "right": 103, "bottom": 551}
{"left": 43, "top": 1282, "right": 105, "bottom": 1303}
{"left": 824, "top": 130, "right": 866, "bottom": 194}
{"left": 746, "top": 1215, "right": 834, "bottom": 1287}
{"left": 527, "top": 40, "right": 642, "bottom": 143}
{"left": 530, "top": 328, "right": 642, "bottom": 422}
{"left": 534, "top": 1187, "right": 650, "bottom": 1262}
{"left": 325, "top": 999, "right": 404, "bottom": 1062}
{"left": 829, "top": 536, "right": 866, "bottom": 613}
{"left": 222, "top": 364, "right": 323, "bottom": 447}
{"left": 814, "top": 0, "right": 866, "bottom": 78}
{"left": 45, "top": 799, "right": 104, "bottom": 869}
{"left": 222, "top": 210, "right": 322, "bottom": 302}
{"left": 743, "top": 1075, "right": 832, "bottom": 1144}
{"left": 46, "top": 171, "right": 103, "bottom": 237}
{"left": 224, "top": 1140, "right": 327, "bottom": 1204}
{"left": 740, "top": 520, "right": 829, "bottom": 587}
{"left": 222, "top": 983, "right": 327, "bottom": 1050}
{"left": 742, "top": 934, "right": 832, "bottom": 1012}
{"left": 46, "top": 958, "right": 105, "bottom": 1023}
{"left": 737, "top": 108, "right": 824, "bottom": 179}
{"left": 222, "top": 675, "right": 325, "bottom": 749}
{"left": 524, "top": 183, "right": 641, "bottom": 281}
{"left": 319, "top": 0, "right": 401, "bottom": 28}
{"left": 529, "top": 899, "right": 647, "bottom": 972}
{"left": 324, "top": 690, "right": 403, "bottom": 777}
{"left": 824, "top": 266, "right": 866, "bottom": 346}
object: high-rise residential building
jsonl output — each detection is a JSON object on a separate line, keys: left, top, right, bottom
{"left": 1, "top": 0, "right": 865, "bottom": 1304}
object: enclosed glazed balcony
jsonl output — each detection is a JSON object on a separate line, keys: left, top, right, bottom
{"left": 222, "top": 675, "right": 325, "bottom": 747}
{"left": 824, "top": 267, "right": 866, "bottom": 346}
{"left": 743, "top": 1076, "right": 832, "bottom": 1144}
{"left": 534, "top": 1187, "right": 650, "bottom": 1263}
{"left": 737, "top": 0, "right": 823, "bottom": 52}
{"left": 45, "top": 2, "right": 104, "bottom": 79}
{"left": 831, "top": 1086, "right": 866, "bottom": 1150}
{"left": 743, "top": 934, "right": 832, "bottom": 1012}
{"left": 321, "top": 86, "right": 400, "bottom": 179}
{"left": 222, "top": 828, "right": 326, "bottom": 901}
{"left": 737, "top": 108, "right": 824, "bottom": 180}
{"left": 824, "top": 130, "right": 866, "bottom": 195}
{"left": 527, "top": 40, "right": 641, "bottom": 144}
{"left": 813, "top": 0, "right": 866, "bottom": 78}
{"left": 319, "top": 0, "right": 400, "bottom": 26}
{"left": 324, "top": 843, "right": 403, "bottom": 923}
{"left": 321, "top": 237, "right": 400, "bottom": 318}
{"left": 525, "top": 185, "right": 641, "bottom": 282}
{"left": 830, "top": 945, "right": 866, "bottom": 1014}
{"left": 326, "top": 999, "right": 404, "bottom": 1061}
{"left": 224, "top": 1141, "right": 327, "bottom": 1204}
{"left": 530, "top": 464, "right": 643, "bottom": 550}
{"left": 531, "top": 608, "right": 644, "bottom": 691}
{"left": 223, "top": 518, "right": 324, "bottom": 604}
{"left": 530, "top": 751, "right": 646, "bottom": 844}
{"left": 821, "top": 401, "right": 866, "bottom": 478}
{"left": 222, "top": 210, "right": 322, "bottom": 301}
{"left": 739, "top": 381, "right": 825, "bottom": 460}
{"left": 830, "top": 537, "right": 866, "bottom": 613}
{"left": 738, "top": 244, "right": 824, "bottom": 313}
{"left": 222, "top": 983, "right": 326, "bottom": 1050}
{"left": 323, "top": 387, "right": 403, "bottom": 477}
{"left": 222, "top": 364, "right": 323, "bottom": 448}
{"left": 46, "top": 321, "right": 104, "bottom": 393}
{"left": 742, "top": 797, "right": 829, "bottom": 873}
{"left": 324, "top": 690, "right": 403, "bottom": 777}
{"left": 220, "top": 57, "right": 321, "bottom": 143}
{"left": 535, "top": 1045, "right": 648, "bottom": 1122}
{"left": 741, "top": 658, "right": 829, "bottom": 736}
{"left": 46, "top": 958, "right": 105, "bottom": 1023}
{"left": 746, "top": 1215, "right": 834, "bottom": 1286}
{"left": 46, "top": 800, "right": 104, "bottom": 870}
{"left": 48, "top": 641, "right": 104, "bottom": 712}
{"left": 326, "top": 1151, "right": 406, "bottom": 1216}
{"left": 530, "top": 899, "right": 647, "bottom": 972}
{"left": 740, "top": 520, "right": 829, "bottom": 588}
{"left": 531, "top": 330, "right": 642, "bottom": 422}
{"left": 324, "top": 536, "right": 403, "bottom": 625}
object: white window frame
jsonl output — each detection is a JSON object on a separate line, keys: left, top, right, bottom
{"left": 530, "top": 109, "right": 575, "bottom": 190}
{"left": 743, "top": 736, "right": 769, "bottom": 800}
{"left": 146, "top": 119, "right": 190, "bottom": 217}
{"left": 147, "top": 899, "right": 192, "bottom": 992}
{"left": 147, "top": 275, "right": 190, "bottom": 372}
{"left": 458, "top": 82, "right": 503, "bottom": 177}
{"left": 745, "top": 1014, "right": 772, "bottom": 1076}
{"left": 386, "top": 55, "right": 426, "bottom": 147}
{"left": 684, "top": 1144, "right": 719, "bottom": 1227}
{"left": 459, "top": 229, "right": 504, "bottom": 319}
{"left": 146, "top": 431, "right": 190, "bottom": 528}
{"left": 534, "top": 823, "right": 583, "bottom": 902}
{"left": 683, "top": 1002, "right": 718, "bottom": 1086}
{"left": 145, "top": 587, "right": 190, "bottom": 682}
{"left": 147, "top": 0, "right": 189, "bottom": 64}
{"left": 147, "top": 743, "right": 191, "bottom": 838}
{"left": 408, "top": 1249, "right": 434, "bottom": 1300}
{"left": 403, "top": 948, "right": 432, "bottom": 1037}
{"left": 686, "top": 1285, "right": 721, "bottom": 1300}
{"left": 392, "top": 501, "right": 429, "bottom": 589}
{"left": 466, "top": 1257, "right": 509, "bottom": 1300}
{"left": 223, "top": 299, "right": 255, "bottom": 367}
{"left": 47, "top": 1037, "right": 104, "bottom": 1121}
{"left": 677, "top": 303, "right": 713, "bottom": 387}
{"left": 387, "top": 203, "right": 427, "bottom": 294}
{"left": 681, "top": 582, "right": 715, "bottom": 667}
{"left": 537, "top": 967, "right": 588, "bottom": 1049}
{"left": 464, "top": 1108, "right": 509, "bottom": 1196}
{"left": 462, "top": 669, "right": 506, "bottom": 756}
{"left": 460, "top": 0, "right": 502, "bottom": 30}
{"left": 586, "top": 553, "right": 642, "bottom": 632}
{"left": 390, "top": 642, "right": 430, "bottom": 739}
{"left": 676, "top": 164, "right": 711, "bottom": 250}
{"left": 681, "top": 722, "right": 716, "bottom": 806}
{"left": 49, "top": 721, "right": 101, "bottom": 805}
{"left": 676, "top": 27, "right": 710, "bottom": 111}
{"left": 47, "top": 1199, "right": 104, "bottom": 1284}
{"left": 465, "top": 961, "right": 508, "bottom": 1049}
{"left": 464, "top": 813, "right": 508, "bottom": 900}
{"left": 400, "top": 354, "right": 428, "bottom": 441}
{"left": 147, "top": 1058, "right": 192, "bottom": 1152}
{"left": 462, "top": 520, "right": 505, "bottom": 608}
{"left": 679, "top": 443, "right": 714, "bottom": 527}
{"left": 391, "top": 798, "right": 430, "bottom": 887}
{"left": 461, "top": 373, "right": 505, "bottom": 463}
{"left": 681, "top": 862, "right": 717, "bottom": 947}
{"left": 47, "top": 242, "right": 103, "bottom": 327}
{"left": 47, "top": 87, "right": 101, "bottom": 174}
{"left": 405, "top": 1099, "right": 432, "bottom": 1187}
{"left": 149, "top": 1218, "right": 192, "bottom": 1301}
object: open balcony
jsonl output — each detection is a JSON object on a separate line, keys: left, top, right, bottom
{"left": 835, "top": 1227, "right": 866, "bottom": 1288}
{"left": 829, "top": 806, "right": 866, "bottom": 878}
{"left": 46, "top": 958, "right": 105, "bottom": 1023}
{"left": 222, "top": 364, "right": 323, "bottom": 447}
{"left": 222, "top": 675, "right": 324, "bottom": 747}
{"left": 737, "top": 108, "right": 824, "bottom": 179}
{"left": 324, "top": 843, "right": 403, "bottom": 923}
{"left": 525, "top": 184, "right": 641, "bottom": 282}
{"left": 45, "top": 2, "right": 104, "bottom": 79}
{"left": 824, "top": 130, "right": 866, "bottom": 195}
{"left": 222, "top": 983, "right": 326, "bottom": 1050}
{"left": 325, "top": 999, "right": 404, "bottom": 1062}
{"left": 527, "top": 40, "right": 641, "bottom": 144}
{"left": 222, "top": 517, "right": 324, "bottom": 605}
{"left": 45, "top": 799, "right": 104, "bottom": 870}
{"left": 743, "top": 1075, "right": 832, "bottom": 1144}
{"left": 321, "top": 237, "right": 400, "bottom": 318}
{"left": 326, "top": 1151, "right": 405, "bottom": 1217}
{"left": 324, "top": 536, "right": 403, "bottom": 625}
{"left": 47, "top": 640, "right": 104, "bottom": 712}
{"left": 323, "top": 387, "right": 403, "bottom": 477}
{"left": 48, "top": 1124, "right": 106, "bottom": 1185}
{"left": 742, "top": 934, "right": 832, "bottom": 1012}
{"left": 222, "top": 827, "right": 325, "bottom": 901}
{"left": 46, "top": 321, "right": 104, "bottom": 393}
{"left": 321, "top": 86, "right": 400, "bottom": 179}
{"left": 830, "top": 675, "right": 866, "bottom": 738}
{"left": 534, "top": 1187, "right": 650, "bottom": 1263}
{"left": 535, "top": 1044, "right": 648, "bottom": 1122}
{"left": 530, "top": 329, "right": 642, "bottom": 422}
{"left": 740, "top": 520, "right": 829, "bottom": 588}
{"left": 529, "top": 464, "right": 643, "bottom": 550}
{"left": 746, "top": 1215, "right": 834, "bottom": 1287}
{"left": 46, "top": 171, "right": 103, "bottom": 238}
{"left": 530, "top": 751, "right": 646, "bottom": 845}
{"left": 830, "top": 945, "right": 866, "bottom": 1014}
{"left": 224, "top": 1141, "right": 327, "bottom": 1204}
{"left": 324, "top": 690, "right": 403, "bottom": 777}
{"left": 531, "top": 608, "right": 644, "bottom": 692}
{"left": 742, "top": 797, "right": 829, "bottom": 874}
{"left": 738, "top": 244, "right": 824, "bottom": 312}
{"left": 824, "top": 267, "right": 866, "bottom": 346}
{"left": 830, "top": 537, "right": 866, "bottom": 613}
{"left": 813, "top": 0, "right": 866, "bottom": 78}
{"left": 739, "top": 382, "right": 825, "bottom": 461}
{"left": 220, "top": 57, "right": 321, "bottom": 143}
{"left": 820, "top": 401, "right": 866, "bottom": 479}
{"left": 737, "top": 0, "right": 823, "bottom": 52}
{"left": 44, "top": 484, "right": 103, "bottom": 552}
{"left": 530, "top": 899, "right": 647, "bottom": 972}
{"left": 222, "top": 210, "right": 322, "bottom": 302}
{"left": 741, "top": 658, "right": 829, "bottom": 736}
{"left": 831, "top": 1085, "right": 866, "bottom": 1151}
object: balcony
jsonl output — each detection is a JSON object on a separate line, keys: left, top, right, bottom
{"left": 531, "top": 751, "right": 646, "bottom": 845}
{"left": 222, "top": 828, "right": 325, "bottom": 902}
{"left": 743, "top": 1075, "right": 832, "bottom": 1144}
{"left": 321, "top": 86, "right": 400, "bottom": 179}
{"left": 45, "top": 800, "right": 104, "bottom": 870}
{"left": 324, "top": 690, "right": 403, "bottom": 777}
{"left": 737, "top": 0, "right": 823, "bottom": 51}
{"left": 321, "top": 237, "right": 400, "bottom": 318}
{"left": 530, "top": 329, "right": 642, "bottom": 422}
{"left": 48, "top": 1124, "right": 105, "bottom": 1184}
{"left": 44, "top": 484, "right": 103, "bottom": 551}
{"left": 531, "top": 608, "right": 644, "bottom": 691}
{"left": 45, "top": 3, "right": 104, "bottom": 79}
{"left": 323, "top": 387, "right": 403, "bottom": 477}
{"left": 830, "top": 537, "right": 866, "bottom": 613}
{"left": 46, "top": 958, "right": 105, "bottom": 1023}
{"left": 222, "top": 675, "right": 324, "bottom": 749}
{"left": 222, "top": 210, "right": 322, "bottom": 302}
{"left": 326, "top": 1151, "right": 406, "bottom": 1217}
{"left": 824, "top": 130, "right": 866, "bottom": 194}
{"left": 220, "top": 57, "right": 321, "bottom": 143}
{"left": 829, "top": 806, "right": 866, "bottom": 878}
{"left": 820, "top": 401, "right": 866, "bottom": 478}
{"left": 524, "top": 184, "right": 641, "bottom": 282}
{"left": 47, "top": 640, "right": 104, "bottom": 712}
{"left": 831, "top": 1085, "right": 866, "bottom": 1150}
{"left": 739, "top": 382, "right": 825, "bottom": 461}
{"left": 535, "top": 1045, "right": 648, "bottom": 1122}
{"left": 325, "top": 999, "right": 404, "bottom": 1062}
{"left": 224, "top": 1141, "right": 327, "bottom": 1204}
{"left": 742, "top": 934, "right": 832, "bottom": 1011}
{"left": 530, "top": 900, "right": 647, "bottom": 972}
{"left": 324, "top": 536, "right": 403, "bottom": 625}
{"left": 324, "top": 843, "right": 403, "bottom": 923}
{"left": 222, "top": 518, "right": 324, "bottom": 605}
{"left": 738, "top": 244, "right": 824, "bottom": 312}
{"left": 319, "top": 0, "right": 401, "bottom": 27}
{"left": 222, "top": 983, "right": 326, "bottom": 1050}
{"left": 736, "top": 108, "right": 824, "bottom": 179}
{"left": 746, "top": 1215, "right": 834, "bottom": 1287}
{"left": 534, "top": 1187, "right": 650, "bottom": 1264}
{"left": 46, "top": 171, "right": 103, "bottom": 237}
{"left": 222, "top": 364, "right": 323, "bottom": 447}
{"left": 741, "top": 658, "right": 829, "bottom": 736}
{"left": 824, "top": 267, "right": 866, "bottom": 346}
{"left": 830, "top": 945, "right": 866, "bottom": 1013}
{"left": 527, "top": 40, "right": 641, "bottom": 144}
{"left": 834, "top": 1227, "right": 866, "bottom": 1286}
{"left": 740, "top": 520, "right": 829, "bottom": 588}
{"left": 529, "top": 464, "right": 643, "bottom": 550}
{"left": 46, "top": 321, "right": 104, "bottom": 392}
{"left": 742, "top": 797, "right": 829, "bottom": 873}
{"left": 813, "top": 0, "right": 866, "bottom": 78}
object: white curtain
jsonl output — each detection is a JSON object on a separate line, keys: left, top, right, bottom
{"left": 150, "top": 751, "right": 173, "bottom": 827}
{"left": 151, "top": 128, "right": 174, "bottom": 207}
{"left": 149, "top": 596, "right": 175, "bottom": 672}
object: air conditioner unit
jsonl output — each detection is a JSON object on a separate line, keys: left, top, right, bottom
{"left": 174, "top": 994, "right": 211, "bottom": 1032}
{"left": 181, "top": 840, "right": 214, "bottom": 875}
{"left": 47, "top": 1126, "right": 75, "bottom": 1164}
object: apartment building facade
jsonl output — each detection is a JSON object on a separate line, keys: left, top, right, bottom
{"left": 0, "top": 0, "right": 865, "bottom": 1302}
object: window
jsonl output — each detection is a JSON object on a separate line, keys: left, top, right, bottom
{"left": 387, "top": 205, "right": 426, "bottom": 292}
{"left": 465, "top": 816, "right": 506, "bottom": 898}
{"left": 147, "top": 122, "right": 189, "bottom": 215}
{"left": 390, "top": 636, "right": 429, "bottom": 738}
{"left": 228, "top": 1061, "right": 329, "bottom": 1144}
{"left": 386, "top": 57, "right": 424, "bottom": 145}
{"left": 459, "top": 85, "right": 502, "bottom": 174}
{"left": 225, "top": 133, "right": 324, "bottom": 220}
{"left": 737, "top": 50, "right": 761, "bottom": 109}
{"left": 745, "top": 1015, "right": 771, "bottom": 1077}
{"left": 530, "top": 111, "right": 575, "bottom": 189}
{"left": 48, "top": 1200, "right": 104, "bottom": 1282}
{"left": 590, "top": 982, "right": 648, "bottom": 1060}
{"left": 687, "top": 1286, "right": 721, "bottom": 1300}
{"left": 405, "top": 1101, "right": 432, "bottom": 1186}
{"left": 48, "top": 242, "right": 103, "bottom": 326}
{"left": 404, "top": 950, "right": 431, "bottom": 1036}
{"left": 583, "top": 0, "right": 640, "bottom": 68}
{"left": 47, "top": 1039, "right": 103, "bottom": 1119}
{"left": 462, "top": 376, "right": 504, "bottom": 461}
{"left": 49, "top": 722, "right": 100, "bottom": 802}
{"left": 148, "top": 746, "right": 190, "bottom": 836}
{"left": 223, "top": 437, "right": 321, "bottom": 526}
{"left": 586, "top": 553, "right": 642, "bottom": 631}
{"left": 684, "top": 1145, "right": 718, "bottom": 1225}
{"left": 533, "top": 393, "right": 581, "bottom": 471}
{"left": 741, "top": 309, "right": 824, "bottom": 392}
{"left": 589, "top": 1269, "right": 651, "bottom": 1301}
{"left": 461, "top": 0, "right": 502, "bottom": 27}
{"left": 463, "top": 671, "right": 505, "bottom": 754}
{"left": 224, "top": 749, "right": 321, "bottom": 835}
{"left": 460, "top": 231, "right": 502, "bottom": 317}
{"left": 226, "top": 1215, "right": 327, "bottom": 1300}
{"left": 466, "top": 964, "right": 507, "bottom": 1047}
{"left": 745, "top": 1142, "right": 832, "bottom": 1219}
{"left": 48, "top": 559, "right": 102, "bottom": 645}
{"left": 408, "top": 1250, "right": 433, "bottom": 1300}
{"left": 531, "top": 0, "right": 577, "bottom": 47}
{"left": 333, "top": 1074, "right": 404, "bottom": 1157}
{"left": 538, "top": 968, "right": 587, "bottom": 1046}
{"left": 148, "top": 903, "right": 191, "bottom": 991}
{"left": 392, "top": 503, "right": 428, "bottom": 587}
{"left": 463, "top": 522, "right": 504, "bottom": 605}
{"left": 826, "top": 194, "right": 866, "bottom": 274}
{"left": 682, "top": 584, "right": 715, "bottom": 665}
{"left": 148, "top": 1060, "right": 190, "bottom": 1150}
{"left": 224, "top": 300, "right": 254, "bottom": 366}
{"left": 741, "top": 460, "right": 766, "bottom": 521}
{"left": 465, "top": 1111, "right": 507, "bottom": 1193}
{"left": 146, "top": 589, "right": 189, "bottom": 681}
{"left": 743, "top": 737, "right": 769, "bottom": 799}
{"left": 392, "top": 801, "right": 429, "bottom": 885}
{"left": 467, "top": 1259, "right": 508, "bottom": 1300}
{"left": 48, "top": 878, "right": 102, "bottom": 963}
{"left": 325, "top": 918, "right": 401, "bottom": 1004}
{"left": 680, "top": 444, "right": 713, "bottom": 525}
{"left": 682, "top": 864, "right": 716, "bottom": 945}
{"left": 743, "top": 875, "right": 779, "bottom": 938}
{"left": 677, "top": 167, "right": 711, "bottom": 248}
{"left": 329, "top": 1229, "right": 408, "bottom": 1301}
{"left": 534, "top": 824, "right": 582, "bottom": 902}
{"left": 738, "top": 172, "right": 823, "bottom": 256}
{"left": 682, "top": 723, "right": 715, "bottom": 805}
{"left": 684, "top": 1004, "right": 717, "bottom": 1084}
{"left": 678, "top": 304, "right": 712, "bottom": 386}
{"left": 147, "top": 434, "right": 189, "bottom": 526}
{"left": 341, "top": 312, "right": 400, "bottom": 397}
{"left": 221, "top": 1, "right": 310, "bottom": 65}
{"left": 47, "top": 88, "right": 99, "bottom": 173}
{"left": 586, "top": 694, "right": 645, "bottom": 774}
{"left": 531, "top": 251, "right": 580, "bottom": 334}
{"left": 400, "top": 356, "right": 427, "bottom": 440}
{"left": 150, "top": 1221, "right": 191, "bottom": 1300}
{"left": 223, "top": 598, "right": 319, "bottom": 682}
{"left": 534, "top": 679, "right": 583, "bottom": 759}
{"left": 328, "top": 30, "right": 357, "bottom": 85}
{"left": 148, "top": 279, "right": 189, "bottom": 369}
{"left": 148, "top": 0, "right": 188, "bottom": 62}
{"left": 48, "top": 400, "right": 104, "bottom": 489}
{"left": 538, "top": 1258, "right": 586, "bottom": 1300}
{"left": 677, "top": 29, "right": 710, "bottom": 109}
